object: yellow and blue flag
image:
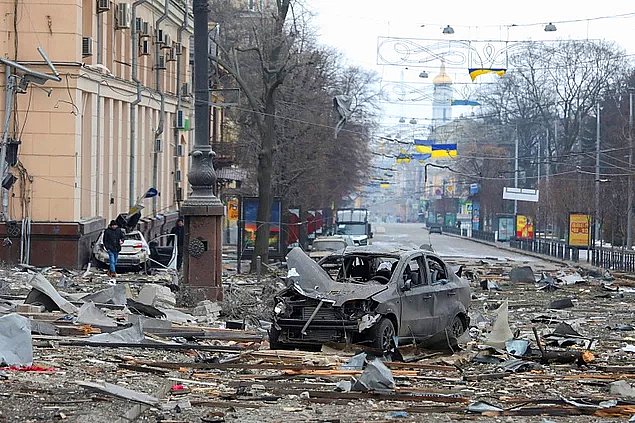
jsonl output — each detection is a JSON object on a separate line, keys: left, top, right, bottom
{"left": 414, "top": 139, "right": 433, "bottom": 154}
{"left": 431, "top": 143, "right": 458, "bottom": 158}
{"left": 411, "top": 153, "right": 431, "bottom": 162}
{"left": 395, "top": 153, "right": 411, "bottom": 164}
{"left": 468, "top": 68, "right": 506, "bottom": 81}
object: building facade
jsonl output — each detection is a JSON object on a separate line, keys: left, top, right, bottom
{"left": 0, "top": 0, "right": 193, "bottom": 267}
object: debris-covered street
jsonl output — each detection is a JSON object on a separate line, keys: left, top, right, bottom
{"left": 2, "top": 233, "right": 635, "bottom": 423}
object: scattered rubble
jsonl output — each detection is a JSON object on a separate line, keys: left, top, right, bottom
{"left": 1, "top": 253, "right": 635, "bottom": 422}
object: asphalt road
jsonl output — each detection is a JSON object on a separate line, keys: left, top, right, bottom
{"left": 372, "top": 222, "right": 547, "bottom": 263}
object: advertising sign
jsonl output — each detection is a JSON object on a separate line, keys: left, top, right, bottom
{"left": 515, "top": 214, "right": 534, "bottom": 240}
{"left": 568, "top": 213, "right": 591, "bottom": 248}
{"left": 227, "top": 198, "right": 239, "bottom": 222}
{"left": 471, "top": 201, "right": 480, "bottom": 230}
{"left": 239, "top": 197, "right": 283, "bottom": 258}
{"left": 497, "top": 215, "right": 515, "bottom": 242}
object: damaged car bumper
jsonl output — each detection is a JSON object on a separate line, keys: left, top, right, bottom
{"left": 272, "top": 296, "right": 383, "bottom": 346}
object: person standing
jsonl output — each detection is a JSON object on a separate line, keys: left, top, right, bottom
{"left": 170, "top": 217, "right": 185, "bottom": 270}
{"left": 103, "top": 220, "right": 125, "bottom": 278}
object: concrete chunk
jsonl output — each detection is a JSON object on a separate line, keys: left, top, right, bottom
{"left": 0, "top": 313, "right": 33, "bottom": 366}
{"left": 137, "top": 284, "right": 176, "bottom": 309}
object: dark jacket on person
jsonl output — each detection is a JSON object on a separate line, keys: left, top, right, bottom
{"left": 103, "top": 227, "right": 125, "bottom": 252}
{"left": 170, "top": 225, "right": 185, "bottom": 248}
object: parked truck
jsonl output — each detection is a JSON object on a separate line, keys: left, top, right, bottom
{"left": 335, "top": 208, "right": 373, "bottom": 246}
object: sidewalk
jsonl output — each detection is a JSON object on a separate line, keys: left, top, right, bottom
{"left": 443, "top": 232, "right": 597, "bottom": 271}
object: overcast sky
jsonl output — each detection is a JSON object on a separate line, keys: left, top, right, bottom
{"left": 310, "top": 1, "right": 635, "bottom": 66}
{"left": 308, "top": 1, "right": 635, "bottom": 133}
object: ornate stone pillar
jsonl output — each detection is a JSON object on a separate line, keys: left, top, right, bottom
{"left": 182, "top": 0, "right": 224, "bottom": 301}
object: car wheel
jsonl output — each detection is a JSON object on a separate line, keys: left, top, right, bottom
{"left": 450, "top": 314, "right": 466, "bottom": 338}
{"left": 371, "top": 318, "right": 395, "bottom": 351}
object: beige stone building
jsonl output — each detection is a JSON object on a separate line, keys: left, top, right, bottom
{"left": 0, "top": 0, "right": 193, "bottom": 267}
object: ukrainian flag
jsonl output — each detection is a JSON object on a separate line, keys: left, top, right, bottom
{"left": 431, "top": 144, "right": 458, "bottom": 158}
{"left": 468, "top": 68, "right": 506, "bottom": 82}
{"left": 411, "top": 153, "right": 431, "bottom": 162}
{"left": 414, "top": 139, "right": 433, "bottom": 154}
{"left": 396, "top": 153, "right": 411, "bottom": 164}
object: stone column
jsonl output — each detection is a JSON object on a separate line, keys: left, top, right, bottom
{"left": 182, "top": 0, "right": 224, "bottom": 301}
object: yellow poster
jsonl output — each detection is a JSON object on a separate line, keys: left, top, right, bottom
{"left": 515, "top": 215, "right": 534, "bottom": 240}
{"left": 568, "top": 213, "right": 591, "bottom": 247}
{"left": 227, "top": 199, "right": 239, "bottom": 222}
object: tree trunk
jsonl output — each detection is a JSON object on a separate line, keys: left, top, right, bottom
{"left": 251, "top": 96, "right": 276, "bottom": 268}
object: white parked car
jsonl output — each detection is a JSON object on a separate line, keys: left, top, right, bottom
{"left": 308, "top": 235, "right": 354, "bottom": 261}
{"left": 92, "top": 213, "right": 177, "bottom": 272}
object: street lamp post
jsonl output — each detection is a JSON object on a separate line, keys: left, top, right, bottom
{"left": 594, "top": 102, "right": 601, "bottom": 243}
{"left": 627, "top": 89, "right": 634, "bottom": 248}
{"left": 181, "top": 0, "right": 224, "bottom": 301}
{"left": 514, "top": 128, "right": 519, "bottom": 215}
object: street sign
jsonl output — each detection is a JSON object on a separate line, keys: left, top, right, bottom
{"left": 503, "top": 187, "right": 539, "bottom": 202}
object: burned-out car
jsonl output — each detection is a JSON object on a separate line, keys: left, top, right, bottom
{"left": 270, "top": 246, "right": 471, "bottom": 351}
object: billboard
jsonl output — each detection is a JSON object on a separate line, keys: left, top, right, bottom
{"left": 515, "top": 214, "right": 534, "bottom": 240}
{"left": 497, "top": 215, "right": 515, "bottom": 242}
{"left": 471, "top": 201, "right": 480, "bottom": 230}
{"left": 568, "top": 213, "right": 591, "bottom": 248}
{"left": 239, "top": 197, "right": 283, "bottom": 258}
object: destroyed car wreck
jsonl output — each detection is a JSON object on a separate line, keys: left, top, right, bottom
{"left": 270, "top": 246, "right": 471, "bottom": 351}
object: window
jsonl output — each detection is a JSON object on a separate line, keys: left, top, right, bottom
{"left": 403, "top": 256, "right": 426, "bottom": 286}
{"left": 427, "top": 256, "right": 448, "bottom": 284}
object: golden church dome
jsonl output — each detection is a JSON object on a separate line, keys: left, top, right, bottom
{"left": 433, "top": 62, "right": 452, "bottom": 85}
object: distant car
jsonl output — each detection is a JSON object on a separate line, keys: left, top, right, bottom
{"left": 271, "top": 246, "right": 471, "bottom": 351}
{"left": 92, "top": 213, "right": 177, "bottom": 272}
{"left": 308, "top": 236, "right": 353, "bottom": 261}
{"left": 428, "top": 223, "right": 443, "bottom": 234}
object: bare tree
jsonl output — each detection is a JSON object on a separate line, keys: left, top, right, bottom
{"left": 472, "top": 39, "right": 629, "bottom": 235}
{"left": 210, "top": 0, "right": 302, "bottom": 266}
{"left": 210, "top": 1, "right": 379, "bottom": 264}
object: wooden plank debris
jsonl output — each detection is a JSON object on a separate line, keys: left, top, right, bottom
{"left": 77, "top": 380, "right": 160, "bottom": 406}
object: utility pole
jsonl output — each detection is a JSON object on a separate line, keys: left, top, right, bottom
{"left": 595, "top": 102, "right": 601, "bottom": 243}
{"left": 514, "top": 128, "right": 519, "bottom": 215}
{"left": 181, "top": 0, "right": 224, "bottom": 301}
{"left": 627, "top": 89, "right": 634, "bottom": 248}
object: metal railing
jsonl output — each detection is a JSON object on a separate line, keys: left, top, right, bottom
{"left": 444, "top": 222, "right": 635, "bottom": 273}
{"left": 592, "top": 246, "right": 635, "bottom": 272}
{"left": 442, "top": 226, "right": 461, "bottom": 235}
{"left": 472, "top": 229, "right": 496, "bottom": 243}
{"left": 509, "top": 238, "right": 582, "bottom": 262}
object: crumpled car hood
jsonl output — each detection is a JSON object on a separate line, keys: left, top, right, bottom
{"left": 286, "top": 247, "right": 386, "bottom": 306}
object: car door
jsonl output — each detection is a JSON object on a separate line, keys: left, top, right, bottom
{"left": 425, "top": 254, "right": 459, "bottom": 333}
{"left": 148, "top": 234, "right": 177, "bottom": 271}
{"left": 398, "top": 253, "right": 436, "bottom": 341}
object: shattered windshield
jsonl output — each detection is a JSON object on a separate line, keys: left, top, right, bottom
{"left": 320, "top": 253, "right": 399, "bottom": 285}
